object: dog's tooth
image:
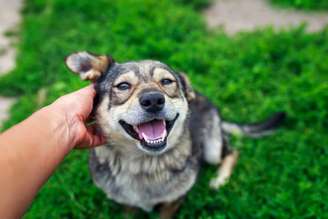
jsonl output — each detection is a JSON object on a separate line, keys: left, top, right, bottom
{"left": 161, "top": 129, "right": 167, "bottom": 139}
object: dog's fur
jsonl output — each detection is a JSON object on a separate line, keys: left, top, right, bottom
{"left": 66, "top": 52, "right": 285, "bottom": 218}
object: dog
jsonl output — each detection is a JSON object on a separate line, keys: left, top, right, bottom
{"left": 65, "top": 52, "right": 285, "bottom": 219}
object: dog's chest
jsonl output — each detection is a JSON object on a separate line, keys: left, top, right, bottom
{"left": 89, "top": 146, "right": 199, "bottom": 211}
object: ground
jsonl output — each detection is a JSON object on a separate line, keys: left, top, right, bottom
{"left": 204, "top": 0, "right": 328, "bottom": 33}
{"left": 0, "top": 0, "right": 327, "bottom": 218}
{"left": 0, "top": 0, "right": 21, "bottom": 128}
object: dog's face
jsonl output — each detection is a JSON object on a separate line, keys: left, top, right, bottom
{"left": 66, "top": 52, "right": 195, "bottom": 155}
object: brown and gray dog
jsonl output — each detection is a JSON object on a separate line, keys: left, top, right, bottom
{"left": 65, "top": 52, "right": 285, "bottom": 218}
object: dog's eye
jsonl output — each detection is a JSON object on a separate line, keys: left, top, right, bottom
{"left": 160, "top": 78, "right": 174, "bottom": 86}
{"left": 115, "top": 82, "right": 131, "bottom": 91}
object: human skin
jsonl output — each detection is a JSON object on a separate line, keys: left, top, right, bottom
{"left": 0, "top": 85, "right": 105, "bottom": 219}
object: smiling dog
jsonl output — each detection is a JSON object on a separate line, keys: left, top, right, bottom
{"left": 66, "top": 52, "right": 285, "bottom": 218}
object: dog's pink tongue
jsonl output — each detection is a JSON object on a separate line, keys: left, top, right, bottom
{"left": 137, "top": 120, "right": 166, "bottom": 141}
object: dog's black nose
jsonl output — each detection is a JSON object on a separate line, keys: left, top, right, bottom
{"left": 139, "top": 92, "right": 165, "bottom": 113}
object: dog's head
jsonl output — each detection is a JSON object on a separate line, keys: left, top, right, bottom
{"left": 66, "top": 52, "right": 195, "bottom": 155}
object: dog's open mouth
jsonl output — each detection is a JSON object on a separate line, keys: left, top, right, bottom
{"left": 119, "top": 114, "right": 179, "bottom": 152}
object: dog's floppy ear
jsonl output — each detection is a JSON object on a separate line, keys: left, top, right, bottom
{"left": 65, "top": 51, "right": 114, "bottom": 81}
{"left": 178, "top": 73, "right": 195, "bottom": 101}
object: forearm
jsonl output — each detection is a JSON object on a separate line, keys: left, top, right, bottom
{"left": 0, "top": 107, "right": 72, "bottom": 219}
{"left": 0, "top": 86, "right": 100, "bottom": 218}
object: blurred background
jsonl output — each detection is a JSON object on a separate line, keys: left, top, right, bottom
{"left": 0, "top": 0, "right": 327, "bottom": 218}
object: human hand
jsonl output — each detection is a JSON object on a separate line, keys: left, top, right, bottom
{"left": 0, "top": 85, "right": 107, "bottom": 218}
{"left": 44, "top": 85, "right": 106, "bottom": 149}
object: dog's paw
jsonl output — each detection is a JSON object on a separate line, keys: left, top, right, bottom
{"left": 209, "top": 177, "right": 227, "bottom": 190}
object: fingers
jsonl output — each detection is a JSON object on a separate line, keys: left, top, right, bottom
{"left": 51, "top": 85, "right": 96, "bottom": 116}
{"left": 76, "top": 124, "right": 106, "bottom": 149}
{"left": 69, "top": 85, "right": 96, "bottom": 121}
{"left": 75, "top": 84, "right": 96, "bottom": 98}
{"left": 46, "top": 85, "right": 103, "bottom": 150}
{"left": 57, "top": 84, "right": 95, "bottom": 103}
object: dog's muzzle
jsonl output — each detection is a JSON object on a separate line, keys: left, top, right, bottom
{"left": 119, "top": 113, "right": 179, "bottom": 154}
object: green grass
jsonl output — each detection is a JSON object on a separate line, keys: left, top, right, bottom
{"left": 270, "top": 0, "right": 328, "bottom": 10}
{"left": 0, "top": 0, "right": 327, "bottom": 218}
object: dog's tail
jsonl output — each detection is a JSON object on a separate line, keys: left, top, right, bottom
{"left": 221, "top": 112, "right": 286, "bottom": 137}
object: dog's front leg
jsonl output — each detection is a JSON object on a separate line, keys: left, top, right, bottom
{"left": 159, "top": 197, "right": 184, "bottom": 219}
{"left": 210, "top": 150, "right": 239, "bottom": 189}
{"left": 123, "top": 205, "right": 139, "bottom": 219}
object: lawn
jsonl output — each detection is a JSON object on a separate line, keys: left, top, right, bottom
{"left": 1, "top": 0, "right": 328, "bottom": 218}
